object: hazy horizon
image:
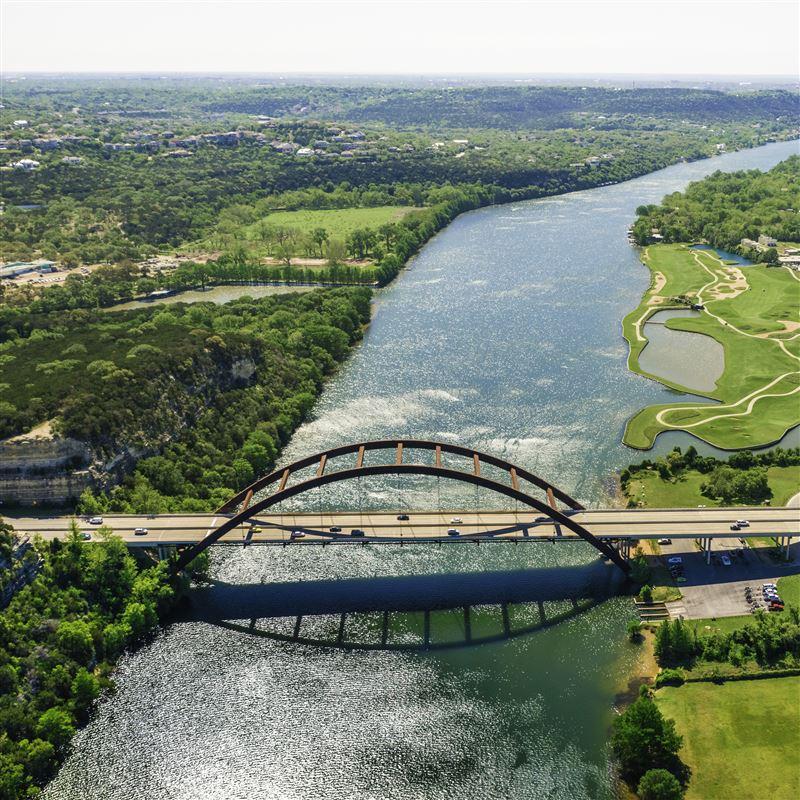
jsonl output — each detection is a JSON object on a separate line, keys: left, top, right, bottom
{"left": 2, "top": 0, "right": 798, "bottom": 77}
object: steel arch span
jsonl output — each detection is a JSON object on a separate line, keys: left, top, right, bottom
{"left": 173, "top": 439, "right": 631, "bottom": 573}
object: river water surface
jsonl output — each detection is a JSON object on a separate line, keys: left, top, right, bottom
{"left": 46, "top": 140, "right": 799, "bottom": 800}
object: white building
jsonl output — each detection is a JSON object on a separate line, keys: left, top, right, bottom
{"left": 11, "top": 158, "right": 40, "bottom": 170}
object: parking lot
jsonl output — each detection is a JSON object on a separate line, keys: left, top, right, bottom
{"left": 654, "top": 537, "right": 798, "bottom": 619}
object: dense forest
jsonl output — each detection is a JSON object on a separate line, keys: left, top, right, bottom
{"left": 0, "top": 519, "right": 204, "bottom": 798}
{"left": 0, "top": 288, "right": 371, "bottom": 511}
{"left": 631, "top": 156, "right": 800, "bottom": 251}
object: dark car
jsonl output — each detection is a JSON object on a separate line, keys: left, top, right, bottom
{"left": 396, "top": 514, "right": 410, "bottom": 521}
{"left": 350, "top": 529, "right": 365, "bottom": 537}
{"left": 329, "top": 526, "right": 342, "bottom": 533}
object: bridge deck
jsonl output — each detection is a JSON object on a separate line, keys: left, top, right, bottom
{"left": 7, "top": 507, "right": 798, "bottom": 547}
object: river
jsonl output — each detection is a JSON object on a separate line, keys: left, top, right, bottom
{"left": 45, "top": 139, "right": 799, "bottom": 800}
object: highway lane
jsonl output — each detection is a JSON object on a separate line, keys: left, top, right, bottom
{"left": 5, "top": 507, "right": 798, "bottom": 546}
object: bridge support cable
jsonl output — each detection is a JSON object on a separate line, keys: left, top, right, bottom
{"left": 175, "top": 455, "right": 629, "bottom": 573}
{"left": 217, "top": 440, "right": 586, "bottom": 515}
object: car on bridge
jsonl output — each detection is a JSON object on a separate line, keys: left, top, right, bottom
{"left": 447, "top": 528, "right": 461, "bottom": 536}
{"left": 658, "top": 538, "right": 672, "bottom": 545}
{"left": 290, "top": 530, "right": 306, "bottom": 540}
{"left": 88, "top": 516, "right": 103, "bottom": 525}
{"left": 81, "top": 532, "right": 91, "bottom": 541}
{"left": 134, "top": 528, "right": 148, "bottom": 536}
{"left": 450, "top": 517, "right": 462, "bottom": 524}
{"left": 329, "top": 526, "right": 342, "bottom": 533}
{"left": 397, "top": 514, "right": 410, "bottom": 521}
{"left": 350, "top": 529, "right": 365, "bottom": 537}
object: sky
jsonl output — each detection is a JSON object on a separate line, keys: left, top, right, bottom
{"left": 1, "top": 0, "right": 798, "bottom": 76}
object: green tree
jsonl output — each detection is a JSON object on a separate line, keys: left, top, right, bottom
{"left": 611, "top": 688, "right": 684, "bottom": 783}
{"left": 35, "top": 707, "right": 76, "bottom": 753}
{"left": 16, "top": 738, "right": 57, "bottom": 786}
{"left": 56, "top": 619, "right": 95, "bottom": 665}
{"left": 638, "top": 768, "right": 684, "bottom": 800}
{"left": 71, "top": 668, "right": 101, "bottom": 718}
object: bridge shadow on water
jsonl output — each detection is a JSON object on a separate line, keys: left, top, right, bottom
{"left": 185, "top": 561, "right": 630, "bottom": 652}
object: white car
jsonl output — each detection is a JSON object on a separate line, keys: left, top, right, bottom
{"left": 88, "top": 516, "right": 103, "bottom": 525}
{"left": 658, "top": 538, "right": 672, "bottom": 545}
{"left": 721, "top": 555, "right": 731, "bottom": 566}
{"left": 134, "top": 527, "right": 148, "bottom": 536}
{"left": 667, "top": 557, "right": 683, "bottom": 564}
{"left": 450, "top": 517, "right": 462, "bottom": 524}
{"left": 290, "top": 530, "right": 306, "bottom": 540}
{"left": 736, "top": 520, "right": 750, "bottom": 527}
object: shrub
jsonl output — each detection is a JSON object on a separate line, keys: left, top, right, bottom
{"left": 627, "top": 619, "right": 642, "bottom": 642}
{"left": 655, "top": 668, "right": 685, "bottom": 688}
{"left": 638, "top": 768, "right": 685, "bottom": 800}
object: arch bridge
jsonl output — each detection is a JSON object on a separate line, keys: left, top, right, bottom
{"left": 173, "top": 439, "right": 632, "bottom": 573}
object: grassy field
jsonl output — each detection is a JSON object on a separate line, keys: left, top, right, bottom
{"left": 623, "top": 244, "right": 800, "bottom": 450}
{"left": 253, "top": 206, "right": 417, "bottom": 240}
{"left": 189, "top": 206, "right": 420, "bottom": 260}
{"left": 656, "top": 677, "right": 800, "bottom": 800}
{"left": 625, "top": 464, "right": 800, "bottom": 508}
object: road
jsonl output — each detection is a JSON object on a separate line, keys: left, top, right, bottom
{"left": 6, "top": 506, "right": 798, "bottom": 546}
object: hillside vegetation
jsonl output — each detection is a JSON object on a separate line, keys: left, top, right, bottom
{"left": 631, "top": 155, "right": 800, "bottom": 253}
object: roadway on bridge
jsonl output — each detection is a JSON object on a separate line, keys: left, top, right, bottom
{"left": 6, "top": 507, "right": 798, "bottom": 546}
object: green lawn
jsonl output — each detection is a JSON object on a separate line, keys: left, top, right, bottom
{"left": 777, "top": 573, "right": 800, "bottom": 607}
{"left": 625, "top": 464, "right": 799, "bottom": 508}
{"left": 253, "top": 206, "right": 418, "bottom": 241}
{"left": 189, "top": 205, "right": 421, "bottom": 259}
{"left": 623, "top": 244, "right": 800, "bottom": 450}
{"left": 656, "top": 677, "right": 800, "bottom": 800}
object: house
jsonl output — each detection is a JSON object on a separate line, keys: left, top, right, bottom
{"left": 11, "top": 158, "right": 39, "bottom": 170}
{"left": 0, "top": 260, "right": 57, "bottom": 279}
{"left": 33, "top": 138, "right": 60, "bottom": 151}
{"left": 296, "top": 147, "right": 314, "bottom": 157}
{"left": 12, "top": 120, "right": 28, "bottom": 128}
{"left": 758, "top": 234, "right": 778, "bottom": 248}
{"left": 61, "top": 156, "right": 83, "bottom": 165}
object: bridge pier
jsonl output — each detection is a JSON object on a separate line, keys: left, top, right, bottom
{"left": 701, "top": 537, "right": 713, "bottom": 564}
{"left": 779, "top": 535, "right": 793, "bottom": 561}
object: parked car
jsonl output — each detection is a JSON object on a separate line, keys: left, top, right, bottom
{"left": 658, "top": 538, "right": 672, "bottom": 545}
{"left": 134, "top": 527, "right": 148, "bottom": 536}
{"left": 667, "top": 557, "right": 683, "bottom": 564}
{"left": 290, "top": 530, "right": 305, "bottom": 540}
{"left": 397, "top": 514, "right": 410, "bottom": 521}
{"left": 721, "top": 555, "right": 731, "bottom": 566}
{"left": 88, "top": 516, "right": 103, "bottom": 525}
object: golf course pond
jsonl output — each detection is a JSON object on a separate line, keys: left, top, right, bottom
{"left": 639, "top": 309, "right": 725, "bottom": 393}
